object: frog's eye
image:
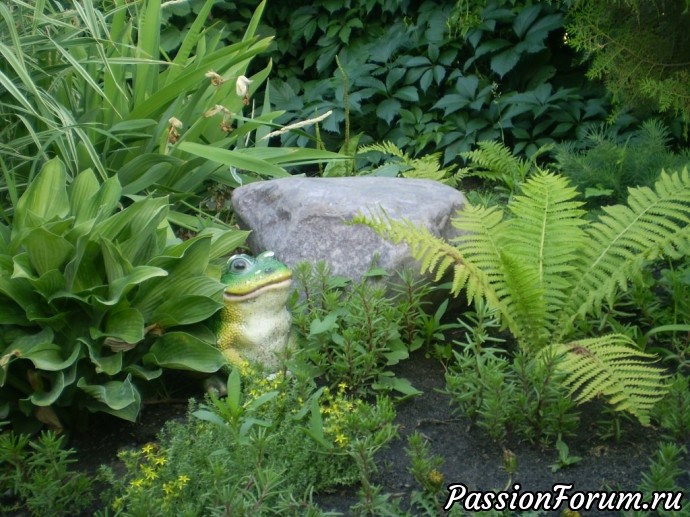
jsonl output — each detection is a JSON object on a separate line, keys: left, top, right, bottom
{"left": 227, "top": 255, "right": 251, "bottom": 274}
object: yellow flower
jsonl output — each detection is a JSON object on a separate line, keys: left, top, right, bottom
{"left": 338, "top": 382, "right": 348, "bottom": 392}
{"left": 162, "top": 482, "right": 174, "bottom": 496}
{"left": 428, "top": 469, "right": 444, "bottom": 486}
{"left": 154, "top": 455, "right": 167, "bottom": 466}
{"left": 142, "top": 443, "right": 156, "bottom": 456}
{"left": 142, "top": 465, "right": 158, "bottom": 481}
{"left": 177, "top": 474, "right": 190, "bottom": 486}
{"left": 130, "top": 478, "right": 144, "bottom": 489}
{"left": 335, "top": 433, "right": 349, "bottom": 447}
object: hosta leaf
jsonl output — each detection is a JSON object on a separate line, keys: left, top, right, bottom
{"left": 94, "top": 265, "right": 168, "bottom": 306}
{"left": 81, "top": 337, "right": 123, "bottom": 376}
{"left": 103, "top": 307, "right": 146, "bottom": 344}
{"left": 12, "top": 158, "right": 70, "bottom": 234}
{"left": 199, "top": 228, "right": 249, "bottom": 261}
{"left": 23, "top": 368, "right": 76, "bottom": 407}
{"left": 77, "top": 375, "right": 141, "bottom": 421}
{"left": 3, "top": 328, "right": 82, "bottom": 372}
{"left": 22, "top": 226, "right": 75, "bottom": 276}
{"left": 151, "top": 293, "right": 223, "bottom": 327}
{"left": 145, "top": 331, "right": 225, "bottom": 373}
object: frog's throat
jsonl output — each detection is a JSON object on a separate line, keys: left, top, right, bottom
{"left": 223, "top": 278, "right": 292, "bottom": 303}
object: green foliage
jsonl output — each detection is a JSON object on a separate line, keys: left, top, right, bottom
{"left": 0, "top": 429, "right": 93, "bottom": 516}
{"left": 101, "top": 364, "right": 397, "bottom": 515}
{"left": 290, "top": 262, "right": 454, "bottom": 400}
{"left": 459, "top": 139, "right": 551, "bottom": 200}
{"left": 555, "top": 120, "right": 690, "bottom": 205}
{"left": 0, "top": 159, "right": 241, "bottom": 430}
{"left": 652, "top": 373, "right": 690, "bottom": 442}
{"left": 358, "top": 141, "right": 462, "bottom": 185}
{"left": 0, "top": 0, "right": 339, "bottom": 229}
{"left": 210, "top": 0, "right": 612, "bottom": 165}
{"left": 357, "top": 168, "right": 690, "bottom": 423}
{"left": 444, "top": 302, "right": 579, "bottom": 445}
{"left": 405, "top": 432, "right": 446, "bottom": 516}
{"left": 564, "top": 0, "right": 690, "bottom": 126}
{"left": 636, "top": 442, "right": 687, "bottom": 516}
{"left": 549, "top": 435, "right": 582, "bottom": 472}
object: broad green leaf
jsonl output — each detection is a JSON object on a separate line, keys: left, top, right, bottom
{"left": 3, "top": 328, "right": 81, "bottom": 371}
{"left": 491, "top": 49, "right": 520, "bottom": 78}
{"left": 81, "top": 337, "right": 123, "bottom": 377}
{"left": 101, "top": 238, "right": 133, "bottom": 285}
{"left": 25, "top": 369, "right": 71, "bottom": 407}
{"left": 376, "top": 98, "right": 402, "bottom": 125}
{"left": 22, "top": 227, "right": 75, "bottom": 276}
{"left": 104, "top": 307, "right": 146, "bottom": 344}
{"left": 77, "top": 375, "right": 141, "bottom": 421}
{"left": 96, "top": 265, "right": 168, "bottom": 306}
{"left": 199, "top": 228, "right": 249, "bottom": 260}
{"left": 69, "top": 168, "right": 100, "bottom": 221}
{"left": 151, "top": 293, "right": 223, "bottom": 327}
{"left": 145, "top": 331, "right": 225, "bottom": 373}
{"left": 124, "top": 364, "right": 163, "bottom": 381}
{"left": 13, "top": 158, "right": 70, "bottom": 234}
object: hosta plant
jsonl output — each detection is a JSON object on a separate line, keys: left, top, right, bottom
{"left": 0, "top": 159, "right": 243, "bottom": 431}
{"left": 357, "top": 168, "right": 690, "bottom": 424}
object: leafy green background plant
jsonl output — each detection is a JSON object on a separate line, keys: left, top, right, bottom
{"left": 161, "top": 0, "right": 619, "bottom": 168}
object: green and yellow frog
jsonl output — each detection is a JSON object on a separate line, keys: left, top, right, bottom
{"left": 214, "top": 251, "right": 293, "bottom": 367}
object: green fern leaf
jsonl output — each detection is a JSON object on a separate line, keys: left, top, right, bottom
{"left": 542, "top": 334, "right": 669, "bottom": 425}
{"left": 560, "top": 168, "right": 690, "bottom": 336}
{"left": 453, "top": 172, "right": 587, "bottom": 349}
{"left": 353, "top": 208, "right": 501, "bottom": 313}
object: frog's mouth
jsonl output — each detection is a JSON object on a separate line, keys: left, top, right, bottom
{"left": 223, "top": 278, "right": 293, "bottom": 302}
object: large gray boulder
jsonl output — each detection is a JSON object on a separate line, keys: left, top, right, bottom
{"left": 231, "top": 177, "right": 466, "bottom": 283}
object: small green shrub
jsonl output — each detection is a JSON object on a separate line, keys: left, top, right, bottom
{"left": 636, "top": 442, "right": 687, "bottom": 516}
{"left": 0, "top": 429, "right": 93, "bottom": 516}
{"left": 0, "top": 159, "right": 241, "bottom": 430}
{"left": 101, "top": 365, "right": 398, "bottom": 515}
{"left": 444, "top": 303, "right": 579, "bottom": 445}
{"left": 290, "top": 262, "right": 454, "bottom": 399}
{"left": 555, "top": 120, "right": 690, "bottom": 205}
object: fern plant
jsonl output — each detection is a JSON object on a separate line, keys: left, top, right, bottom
{"left": 459, "top": 140, "right": 550, "bottom": 199}
{"left": 355, "top": 168, "right": 690, "bottom": 424}
{"left": 358, "top": 141, "right": 461, "bottom": 186}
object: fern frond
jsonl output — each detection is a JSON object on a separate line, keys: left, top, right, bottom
{"left": 452, "top": 172, "right": 587, "bottom": 349}
{"left": 560, "top": 168, "right": 690, "bottom": 336}
{"left": 358, "top": 141, "right": 406, "bottom": 159}
{"left": 462, "top": 140, "right": 529, "bottom": 180}
{"left": 507, "top": 172, "right": 587, "bottom": 339}
{"left": 542, "top": 334, "right": 669, "bottom": 425}
{"left": 353, "top": 207, "right": 502, "bottom": 314}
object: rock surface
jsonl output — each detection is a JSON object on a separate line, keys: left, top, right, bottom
{"left": 231, "top": 177, "right": 466, "bottom": 282}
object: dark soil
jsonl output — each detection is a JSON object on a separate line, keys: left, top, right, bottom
{"left": 66, "top": 352, "right": 689, "bottom": 516}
